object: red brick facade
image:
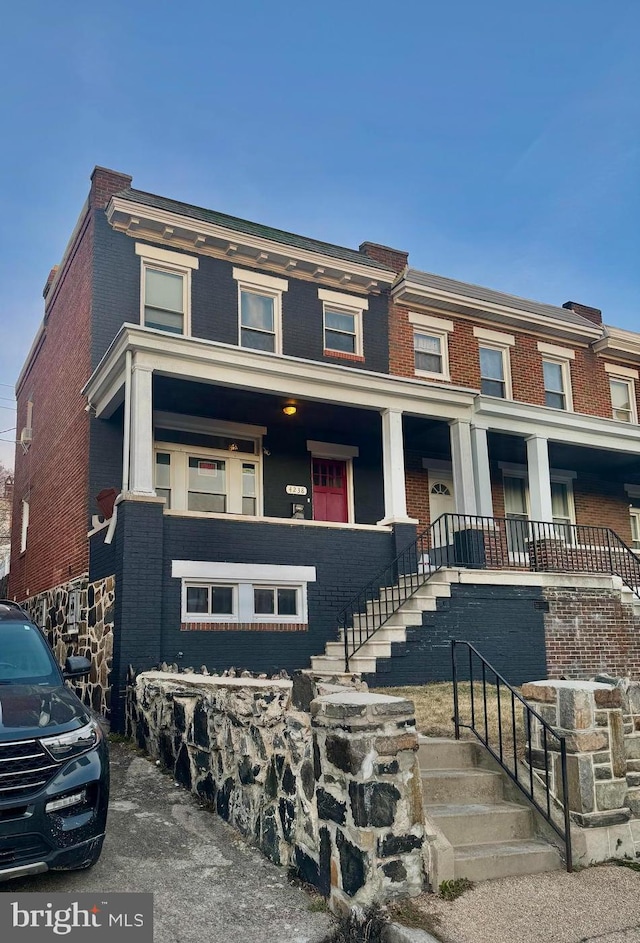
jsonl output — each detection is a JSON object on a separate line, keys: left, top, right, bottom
{"left": 8, "top": 169, "right": 131, "bottom": 602}
{"left": 544, "top": 588, "right": 640, "bottom": 678}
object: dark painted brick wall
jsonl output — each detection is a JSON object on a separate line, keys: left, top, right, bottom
{"left": 89, "top": 530, "right": 117, "bottom": 583}
{"left": 160, "top": 515, "right": 395, "bottom": 675}
{"left": 91, "top": 219, "right": 389, "bottom": 371}
{"left": 370, "top": 584, "right": 548, "bottom": 688}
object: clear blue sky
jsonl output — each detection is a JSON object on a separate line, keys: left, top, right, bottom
{"left": 0, "top": 1, "right": 638, "bottom": 468}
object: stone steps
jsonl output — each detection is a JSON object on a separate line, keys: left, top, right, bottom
{"left": 418, "top": 736, "right": 562, "bottom": 883}
{"left": 453, "top": 840, "right": 562, "bottom": 882}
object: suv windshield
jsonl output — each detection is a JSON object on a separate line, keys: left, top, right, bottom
{"left": 0, "top": 621, "right": 61, "bottom": 685}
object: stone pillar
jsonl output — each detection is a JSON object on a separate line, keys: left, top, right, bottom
{"left": 311, "top": 692, "right": 426, "bottom": 911}
{"left": 378, "top": 409, "right": 416, "bottom": 526}
{"left": 449, "top": 420, "right": 477, "bottom": 516}
{"left": 522, "top": 680, "right": 638, "bottom": 863}
{"left": 129, "top": 360, "right": 155, "bottom": 496}
{"left": 470, "top": 425, "right": 493, "bottom": 518}
{"left": 525, "top": 435, "right": 553, "bottom": 523}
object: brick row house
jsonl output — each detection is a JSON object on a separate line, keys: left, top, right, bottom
{"left": 9, "top": 168, "right": 640, "bottom": 726}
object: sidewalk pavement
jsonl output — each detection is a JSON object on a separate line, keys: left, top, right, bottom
{"left": 403, "top": 865, "right": 640, "bottom": 943}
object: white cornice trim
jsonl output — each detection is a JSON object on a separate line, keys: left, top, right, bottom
{"left": 537, "top": 341, "right": 575, "bottom": 360}
{"left": 604, "top": 362, "right": 639, "bottom": 379}
{"left": 408, "top": 311, "right": 453, "bottom": 332}
{"left": 233, "top": 267, "right": 288, "bottom": 293}
{"left": 306, "top": 440, "right": 359, "bottom": 459}
{"left": 172, "top": 560, "right": 316, "bottom": 582}
{"left": 83, "top": 325, "right": 478, "bottom": 422}
{"left": 473, "top": 326, "right": 515, "bottom": 346}
{"left": 317, "top": 287, "right": 369, "bottom": 310}
{"left": 393, "top": 280, "right": 603, "bottom": 341}
{"left": 135, "top": 242, "right": 199, "bottom": 269}
{"left": 154, "top": 410, "right": 267, "bottom": 437}
{"left": 108, "top": 197, "right": 395, "bottom": 287}
{"left": 474, "top": 395, "right": 640, "bottom": 454}
{"left": 593, "top": 327, "right": 640, "bottom": 363}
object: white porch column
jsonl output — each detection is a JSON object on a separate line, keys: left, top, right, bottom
{"left": 378, "top": 409, "right": 416, "bottom": 525}
{"left": 526, "top": 434, "right": 553, "bottom": 522}
{"left": 470, "top": 425, "right": 493, "bottom": 517}
{"left": 129, "top": 361, "right": 155, "bottom": 495}
{"left": 449, "top": 420, "right": 477, "bottom": 515}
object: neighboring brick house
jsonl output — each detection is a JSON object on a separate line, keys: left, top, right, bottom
{"left": 9, "top": 167, "right": 640, "bottom": 725}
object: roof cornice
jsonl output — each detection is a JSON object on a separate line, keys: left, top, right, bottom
{"left": 106, "top": 197, "right": 395, "bottom": 293}
{"left": 593, "top": 326, "right": 640, "bottom": 364}
{"left": 392, "top": 278, "right": 603, "bottom": 343}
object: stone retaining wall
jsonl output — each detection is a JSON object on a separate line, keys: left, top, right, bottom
{"left": 21, "top": 573, "right": 115, "bottom": 716}
{"left": 127, "top": 671, "right": 427, "bottom": 910}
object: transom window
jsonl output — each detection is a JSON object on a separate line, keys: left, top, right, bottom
{"left": 610, "top": 377, "right": 636, "bottom": 423}
{"left": 186, "top": 584, "right": 235, "bottom": 616}
{"left": 414, "top": 332, "right": 446, "bottom": 377}
{"left": 430, "top": 483, "right": 451, "bottom": 496}
{"left": 254, "top": 586, "right": 299, "bottom": 616}
{"left": 543, "top": 359, "right": 571, "bottom": 411}
{"left": 479, "top": 346, "right": 508, "bottom": 398}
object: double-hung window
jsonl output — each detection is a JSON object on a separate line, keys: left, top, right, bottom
{"left": 605, "top": 365, "right": 638, "bottom": 423}
{"left": 136, "top": 243, "right": 198, "bottom": 336}
{"left": 319, "top": 289, "right": 366, "bottom": 359}
{"left": 538, "top": 343, "right": 574, "bottom": 411}
{"left": 474, "top": 328, "right": 514, "bottom": 399}
{"left": 153, "top": 415, "right": 264, "bottom": 517}
{"left": 234, "top": 268, "right": 288, "bottom": 354}
{"left": 408, "top": 313, "right": 452, "bottom": 380}
{"left": 630, "top": 510, "right": 640, "bottom": 550}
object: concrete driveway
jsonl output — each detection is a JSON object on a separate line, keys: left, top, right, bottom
{"left": 1, "top": 742, "right": 332, "bottom": 943}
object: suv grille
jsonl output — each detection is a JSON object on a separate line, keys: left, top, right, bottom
{"left": 0, "top": 833, "right": 49, "bottom": 867}
{"left": 0, "top": 740, "right": 60, "bottom": 801}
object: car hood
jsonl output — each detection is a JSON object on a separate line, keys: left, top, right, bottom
{"left": 0, "top": 684, "right": 91, "bottom": 741}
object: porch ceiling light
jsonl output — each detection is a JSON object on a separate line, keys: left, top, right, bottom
{"left": 282, "top": 404, "right": 297, "bottom": 416}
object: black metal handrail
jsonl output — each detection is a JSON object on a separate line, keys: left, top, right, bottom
{"left": 338, "top": 512, "right": 640, "bottom": 671}
{"left": 451, "top": 639, "right": 572, "bottom": 872}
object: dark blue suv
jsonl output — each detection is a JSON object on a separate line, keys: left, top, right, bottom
{"left": 0, "top": 601, "right": 109, "bottom": 882}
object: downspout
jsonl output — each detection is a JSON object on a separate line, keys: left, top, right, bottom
{"left": 105, "top": 350, "right": 132, "bottom": 546}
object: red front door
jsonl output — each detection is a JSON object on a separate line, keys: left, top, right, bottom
{"left": 312, "top": 458, "right": 348, "bottom": 523}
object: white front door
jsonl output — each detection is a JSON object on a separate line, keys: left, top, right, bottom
{"left": 429, "top": 473, "right": 455, "bottom": 548}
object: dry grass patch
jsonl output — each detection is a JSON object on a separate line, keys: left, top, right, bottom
{"left": 372, "top": 682, "right": 527, "bottom": 761}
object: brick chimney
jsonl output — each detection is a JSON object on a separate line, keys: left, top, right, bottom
{"left": 90, "top": 166, "right": 133, "bottom": 210}
{"left": 562, "top": 301, "right": 602, "bottom": 326}
{"left": 359, "top": 241, "right": 409, "bottom": 274}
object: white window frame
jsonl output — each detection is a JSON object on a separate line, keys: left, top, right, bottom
{"left": 20, "top": 498, "right": 29, "bottom": 553}
{"left": 154, "top": 419, "right": 263, "bottom": 516}
{"left": 318, "top": 289, "right": 367, "bottom": 358}
{"left": 541, "top": 356, "right": 573, "bottom": 412}
{"left": 478, "top": 343, "right": 512, "bottom": 399}
{"left": 174, "top": 561, "right": 316, "bottom": 625}
{"left": 135, "top": 243, "right": 198, "bottom": 337}
{"left": 409, "top": 312, "right": 453, "bottom": 381}
{"left": 234, "top": 267, "right": 288, "bottom": 355}
{"left": 605, "top": 365, "right": 638, "bottom": 424}
{"left": 630, "top": 509, "right": 640, "bottom": 550}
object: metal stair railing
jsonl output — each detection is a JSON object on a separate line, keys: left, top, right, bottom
{"left": 338, "top": 513, "right": 640, "bottom": 672}
{"left": 451, "top": 639, "right": 572, "bottom": 872}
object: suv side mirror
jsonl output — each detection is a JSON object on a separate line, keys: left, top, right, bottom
{"left": 64, "top": 655, "right": 92, "bottom": 679}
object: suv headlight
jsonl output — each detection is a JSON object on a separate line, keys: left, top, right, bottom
{"left": 41, "top": 720, "right": 102, "bottom": 762}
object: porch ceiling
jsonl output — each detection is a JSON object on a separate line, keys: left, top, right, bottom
{"left": 488, "top": 431, "right": 640, "bottom": 480}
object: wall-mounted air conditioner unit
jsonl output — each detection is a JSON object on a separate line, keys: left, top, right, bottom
{"left": 20, "top": 427, "right": 33, "bottom": 452}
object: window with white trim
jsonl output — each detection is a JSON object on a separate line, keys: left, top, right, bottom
{"left": 479, "top": 345, "right": 511, "bottom": 398}
{"left": 174, "top": 562, "right": 316, "bottom": 626}
{"left": 154, "top": 423, "right": 262, "bottom": 516}
{"left": 542, "top": 358, "right": 572, "bottom": 411}
{"left": 234, "top": 268, "right": 288, "bottom": 354}
{"left": 414, "top": 331, "right": 448, "bottom": 378}
{"left": 136, "top": 243, "right": 198, "bottom": 336}
{"left": 318, "top": 289, "right": 367, "bottom": 358}
{"left": 20, "top": 498, "right": 29, "bottom": 553}
{"left": 610, "top": 377, "right": 636, "bottom": 423}
{"left": 630, "top": 509, "right": 640, "bottom": 550}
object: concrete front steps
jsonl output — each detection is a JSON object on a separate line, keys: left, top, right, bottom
{"left": 310, "top": 571, "right": 454, "bottom": 676}
{"left": 419, "top": 736, "right": 562, "bottom": 883}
